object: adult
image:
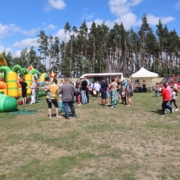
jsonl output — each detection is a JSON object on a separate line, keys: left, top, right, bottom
{"left": 93, "top": 81, "right": 101, "bottom": 100}
{"left": 109, "top": 78, "right": 118, "bottom": 108}
{"left": 154, "top": 82, "right": 159, "bottom": 97}
{"left": 100, "top": 77, "right": 108, "bottom": 106}
{"left": 91, "top": 81, "right": 96, "bottom": 99}
{"left": 46, "top": 78, "right": 61, "bottom": 119}
{"left": 117, "top": 78, "right": 122, "bottom": 103}
{"left": 34, "top": 79, "right": 40, "bottom": 101}
{"left": 81, "top": 77, "right": 88, "bottom": 104}
{"left": 142, "top": 80, "right": 146, "bottom": 92}
{"left": 161, "top": 83, "right": 172, "bottom": 115}
{"left": 60, "top": 78, "right": 77, "bottom": 119}
{"left": 86, "top": 77, "right": 90, "bottom": 103}
{"left": 126, "top": 78, "right": 133, "bottom": 106}
{"left": 165, "top": 81, "right": 173, "bottom": 112}
{"left": 19, "top": 78, "right": 28, "bottom": 105}
{"left": 30, "top": 82, "right": 36, "bottom": 104}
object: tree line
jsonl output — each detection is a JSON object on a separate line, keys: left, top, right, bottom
{"left": 2, "top": 14, "right": 180, "bottom": 77}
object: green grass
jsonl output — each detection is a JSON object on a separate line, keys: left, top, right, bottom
{"left": 0, "top": 93, "right": 180, "bottom": 180}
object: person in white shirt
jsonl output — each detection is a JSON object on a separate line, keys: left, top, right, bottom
{"left": 170, "top": 87, "right": 178, "bottom": 111}
{"left": 174, "top": 82, "right": 178, "bottom": 90}
{"left": 94, "top": 81, "right": 101, "bottom": 100}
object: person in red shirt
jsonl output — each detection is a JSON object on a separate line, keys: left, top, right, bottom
{"left": 161, "top": 83, "right": 172, "bottom": 115}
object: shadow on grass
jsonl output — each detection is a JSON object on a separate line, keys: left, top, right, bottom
{"left": 151, "top": 109, "right": 162, "bottom": 114}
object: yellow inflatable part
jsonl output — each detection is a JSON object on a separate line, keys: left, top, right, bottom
{"left": 7, "top": 72, "right": 19, "bottom": 98}
{"left": 24, "top": 74, "right": 32, "bottom": 95}
{"left": 40, "top": 73, "right": 46, "bottom": 82}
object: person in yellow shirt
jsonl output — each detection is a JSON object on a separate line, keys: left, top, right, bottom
{"left": 46, "top": 78, "right": 61, "bottom": 119}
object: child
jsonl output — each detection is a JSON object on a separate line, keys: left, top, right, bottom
{"left": 30, "top": 84, "right": 36, "bottom": 104}
{"left": 121, "top": 87, "right": 127, "bottom": 105}
{"left": 170, "top": 87, "right": 178, "bottom": 111}
{"left": 45, "top": 81, "right": 52, "bottom": 102}
{"left": 77, "top": 83, "right": 82, "bottom": 105}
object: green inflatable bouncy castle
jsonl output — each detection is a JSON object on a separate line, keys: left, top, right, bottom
{"left": 0, "top": 94, "right": 18, "bottom": 112}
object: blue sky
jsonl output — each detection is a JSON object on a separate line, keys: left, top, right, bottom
{"left": 0, "top": 0, "right": 180, "bottom": 57}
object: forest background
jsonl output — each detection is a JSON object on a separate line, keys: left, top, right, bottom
{"left": 1, "top": 14, "right": 180, "bottom": 78}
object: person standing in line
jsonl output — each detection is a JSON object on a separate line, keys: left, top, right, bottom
{"left": 81, "top": 77, "right": 88, "bottom": 104}
{"left": 19, "top": 78, "right": 28, "bottom": 105}
{"left": 100, "top": 77, "right": 108, "bottom": 106}
{"left": 86, "top": 77, "right": 90, "bottom": 103}
{"left": 46, "top": 78, "right": 61, "bottom": 119}
{"left": 109, "top": 78, "right": 118, "bottom": 108}
{"left": 60, "top": 78, "right": 77, "bottom": 119}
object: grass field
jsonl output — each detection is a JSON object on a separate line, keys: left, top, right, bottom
{"left": 0, "top": 93, "right": 180, "bottom": 180}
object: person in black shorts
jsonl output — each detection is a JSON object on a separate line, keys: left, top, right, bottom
{"left": 100, "top": 77, "right": 108, "bottom": 106}
{"left": 19, "top": 79, "right": 28, "bottom": 105}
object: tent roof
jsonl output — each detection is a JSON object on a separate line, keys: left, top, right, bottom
{"left": 130, "top": 67, "right": 158, "bottom": 78}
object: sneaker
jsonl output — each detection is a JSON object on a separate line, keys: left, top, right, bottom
{"left": 160, "top": 113, "right": 165, "bottom": 116}
{"left": 78, "top": 103, "right": 81, "bottom": 106}
{"left": 175, "top": 108, "right": 179, "bottom": 111}
{"left": 172, "top": 108, "right": 175, "bottom": 112}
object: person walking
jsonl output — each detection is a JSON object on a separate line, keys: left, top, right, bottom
{"left": 170, "top": 87, "right": 178, "bottom": 111}
{"left": 60, "top": 78, "right": 77, "bottom": 119}
{"left": 46, "top": 78, "right": 61, "bottom": 119}
{"left": 161, "top": 83, "right": 173, "bottom": 115}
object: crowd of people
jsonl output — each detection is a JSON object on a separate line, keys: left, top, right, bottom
{"left": 18, "top": 75, "right": 179, "bottom": 119}
{"left": 74, "top": 76, "right": 133, "bottom": 108}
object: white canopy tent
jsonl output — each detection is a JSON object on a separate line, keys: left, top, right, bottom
{"left": 130, "top": 67, "right": 158, "bottom": 90}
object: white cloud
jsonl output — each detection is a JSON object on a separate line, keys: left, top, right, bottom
{"left": 55, "top": 29, "right": 70, "bottom": 42}
{"left": 15, "top": 50, "right": 21, "bottom": 57}
{"left": 22, "top": 28, "right": 40, "bottom": 36}
{"left": 147, "top": 14, "right": 175, "bottom": 25}
{"left": 107, "top": 0, "right": 175, "bottom": 30}
{"left": 82, "top": 13, "right": 95, "bottom": 21}
{"left": 44, "top": 0, "right": 66, "bottom": 11}
{"left": 109, "top": 0, "right": 142, "bottom": 16}
{"left": 174, "top": 0, "right": 180, "bottom": 10}
{"left": 0, "top": 23, "right": 20, "bottom": 39}
{"left": 13, "top": 38, "right": 39, "bottom": 48}
{"left": 0, "top": 45, "right": 11, "bottom": 54}
{"left": 46, "top": 24, "right": 57, "bottom": 30}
